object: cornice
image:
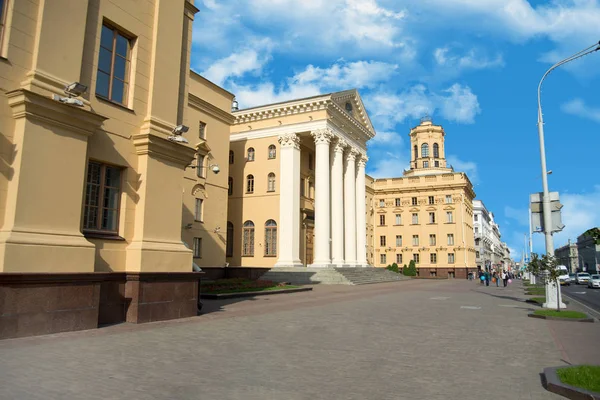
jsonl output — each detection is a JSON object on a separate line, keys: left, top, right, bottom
{"left": 188, "top": 93, "right": 235, "bottom": 125}
{"left": 132, "top": 133, "right": 197, "bottom": 167}
{"left": 184, "top": 0, "right": 200, "bottom": 19}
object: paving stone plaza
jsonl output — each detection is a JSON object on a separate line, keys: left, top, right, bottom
{"left": 1, "top": 279, "right": 599, "bottom": 400}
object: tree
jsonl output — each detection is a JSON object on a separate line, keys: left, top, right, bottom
{"left": 406, "top": 260, "right": 417, "bottom": 276}
{"left": 402, "top": 264, "right": 408, "bottom": 275}
{"left": 526, "top": 253, "right": 563, "bottom": 312}
{"left": 583, "top": 227, "right": 600, "bottom": 245}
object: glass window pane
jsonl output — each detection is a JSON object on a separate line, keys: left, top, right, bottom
{"left": 85, "top": 206, "right": 98, "bottom": 230}
{"left": 111, "top": 78, "right": 124, "bottom": 103}
{"left": 102, "top": 209, "right": 118, "bottom": 231}
{"left": 96, "top": 71, "right": 110, "bottom": 98}
{"left": 114, "top": 55, "right": 126, "bottom": 80}
{"left": 100, "top": 25, "right": 114, "bottom": 50}
{"left": 103, "top": 187, "right": 120, "bottom": 208}
{"left": 98, "top": 47, "right": 112, "bottom": 74}
{"left": 105, "top": 167, "right": 121, "bottom": 188}
{"left": 116, "top": 34, "right": 129, "bottom": 57}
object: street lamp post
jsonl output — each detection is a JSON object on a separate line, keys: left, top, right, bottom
{"left": 536, "top": 40, "right": 600, "bottom": 308}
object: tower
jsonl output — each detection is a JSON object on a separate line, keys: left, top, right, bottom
{"left": 404, "top": 116, "right": 452, "bottom": 176}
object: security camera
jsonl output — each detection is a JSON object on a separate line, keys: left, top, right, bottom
{"left": 210, "top": 164, "right": 220, "bottom": 174}
{"left": 172, "top": 125, "right": 189, "bottom": 135}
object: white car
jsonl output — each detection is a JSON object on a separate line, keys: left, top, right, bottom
{"left": 576, "top": 272, "right": 591, "bottom": 284}
{"left": 587, "top": 274, "right": 600, "bottom": 289}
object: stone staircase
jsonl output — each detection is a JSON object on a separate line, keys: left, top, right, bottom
{"left": 259, "top": 267, "right": 410, "bottom": 285}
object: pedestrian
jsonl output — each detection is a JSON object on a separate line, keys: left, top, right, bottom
{"left": 502, "top": 270, "right": 508, "bottom": 287}
{"left": 485, "top": 271, "right": 490, "bottom": 286}
{"left": 493, "top": 270, "right": 499, "bottom": 287}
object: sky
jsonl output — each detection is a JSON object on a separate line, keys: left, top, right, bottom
{"left": 190, "top": 0, "right": 600, "bottom": 260}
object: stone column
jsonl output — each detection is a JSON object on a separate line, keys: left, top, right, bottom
{"left": 344, "top": 148, "right": 358, "bottom": 265}
{"left": 356, "top": 155, "right": 368, "bottom": 267}
{"left": 275, "top": 133, "right": 302, "bottom": 267}
{"left": 311, "top": 129, "right": 333, "bottom": 267}
{"left": 331, "top": 138, "right": 347, "bottom": 266}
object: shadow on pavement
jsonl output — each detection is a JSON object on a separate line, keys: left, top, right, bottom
{"left": 472, "top": 288, "right": 536, "bottom": 311}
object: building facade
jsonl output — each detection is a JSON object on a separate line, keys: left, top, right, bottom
{"left": 576, "top": 229, "right": 599, "bottom": 274}
{"left": 0, "top": 0, "right": 234, "bottom": 339}
{"left": 370, "top": 119, "right": 477, "bottom": 278}
{"left": 227, "top": 90, "right": 375, "bottom": 268}
{"left": 473, "top": 200, "right": 493, "bottom": 270}
{"left": 554, "top": 241, "right": 579, "bottom": 273}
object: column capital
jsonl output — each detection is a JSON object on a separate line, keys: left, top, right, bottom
{"left": 311, "top": 128, "right": 334, "bottom": 145}
{"left": 357, "top": 155, "right": 368, "bottom": 168}
{"left": 278, "top": 133, "right": 301, "bottom": 149}
{"left": 345, "top": 147, "right": 359, "bottom": 162}
{"left": 332, "top": 137, "right": 348, "bottom": 153}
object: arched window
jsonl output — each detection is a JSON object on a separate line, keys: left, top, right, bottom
{"left": 229, "top": 150, "right": 234, "bottom": 164}
{"left": 421, "top": 143, "right": 429, "bottom": 158}
{"left": 246, "top": 175, "right": 254, "bottom": 193}
{"left": 268, "top": 145, "right": 276, "bottom": 159}
{"left": 264, "top": 219, "right": 277, "bottom": 256}
{"left": 242, "top": 221, "right": 255, "bottom": 256}
{"left": 267, "top": 173, "right": 276, "bottom": 192}
{"left": 413, "top": 145, "right": 418, "bottom": 160}
{"left": 433, "top": 143, "right": 439, "bottom": 158}
{"left": 247, "top": 147, "right": 255, "bottom": 161}
{"left": 228, "top": 177, "right": 233, "bottom": 196}
{"left": 226, "top": 222, "right": 234, "bottom": 257}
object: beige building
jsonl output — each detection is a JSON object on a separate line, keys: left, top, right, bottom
{"left": 369, "top": 118, "right": 477, "bottom": 278}
{"left": 227, "top": 91, "right": 375, "bottom": 268}
{"left": 0, "top": 0, "right": 234, "bottom": 339}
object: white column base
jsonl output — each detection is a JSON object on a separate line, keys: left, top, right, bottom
{"left": 309, "top": 262, "right": 333, "bottom": 269}
{"left": 543, "top": 279, "right": 566, "bottom": 309}
{"left": 274, "top": 260, "right": 303, "bottom": 268}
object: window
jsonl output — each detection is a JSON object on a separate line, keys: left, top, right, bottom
{"left": 447, "top": 234, "right": 455, "bottom": 245}
{"left": 433, "top": 143, "right": 439, "bottom": 158}
{"left": 379, "top": 215, "right": 386, "bottom": 226}
{"left": 395, "top": 214, "right": 401, "bottom": 225}
{"left": 300, "top": 178, "right": 305, "bottom": 197}
{"left": 242, "top": 221, "right": 255, "bottom": 256}
{"left": 412, "top": 213, "right": 418, "bottom": 224}
{"left": 446, "top": 211, "right": 454, "bottom": 223}
{"left": 228, "top": 177, "right": 233, "bottom": 196}
{"left": 396, "top": 235, "right": 402, "bottom": 247}
{"left": 474, "top": 227, "right": 479, "bottom": 234}
{"left": 226, "top": 222, "right": 234, "bottom": 257}
{"left": 476, "top": 251, "right": 480, "bottom": 258}
{"left": 379, "top": 199, "right": 385, "bottom": 207}
{"left": 83, "top": 161, "right": 122, "bottom": 233}
{"left": 474, "top": 215, "right": 478, "bottom": 222}
{"left": 0, "top": 0, "right": 7, "bottom": 48}
{"left": 428, "top": 196, "right": 435, "bottom": 205}
{"left": 268, "top": 145, "right": 276, "bottom": 159}
{"left": 308, "top": 154, "right": 314, "bottom": 170}
{"left": 380, "top": 236, "right": 386, "bottom": 247}
{"left": 395, "top": 198, "right": 401, "bottom": 207}
{"left": 229, "top": 150, "right": 234, "bottom": 164}
{"left": 246, "top": 175, "right": 254, "bottom": 193}
{"left": 429, "top": 234, "right": 436, "bottom": 246}
{"left": 195, "top": 198, "right": 203, "bottom": 222}
{"left": 345, "top": 102, "right": 353, "bottom": 113}
{"left": 430, "top": 253, "right": 437, "bottom": 264}
{"left": 396, "top": 254, "right": 402, "bottom": 264}
{"left": 412, "top": 235, "right": 419, "bottom": 246}
{"left": 412, "top": 197, "right": 418, "bottom": 206}
{"left": 380, "top": 254, "right": 387, "bottom": 265}
{"left": 421, "top": 143, "right": 429, "bottom": 157}
{"left": 445, "top": 195, "right": 452, "bottom": 204}
{"left": 448, "top": 253, "right": 455, "bottom": 264}
{"left": 267, "top": 173, "right": 276, "bottom": 192}
{"left": 247, "top": 148, "right": 255, "bottom": 161}
{"left": 475, "top": 238, "right": 480, "bottom": 246}
{"left": 199, "top": 121, "right": 207, "bottom": 139}
{"left": 429, "top": 212, "right": 436, "bottom": 224}
{"left": 264, "top": 220, "right": 277, "bottom": 256}
{"left": 197, "top": 155, "right": 205, "bottom": 178}
{"left": 96, "top": 24, "right": 131, "bottom": 105}
{"left": 193, "top": 237, "right": 202, "bottom": 258}
{"left": 423, "top": 161, "right": 429, "bottom": 168}
{"left": 413, "top": 253, "right": 420, "bottom": 264}
{"left": 434, "top": 161, "right": 440, "bottom": 167}
{"left": 309, "top": 181, "right": 314, "bottom": 199}
{"left": 413, "top": 145, "right": 418, "bottom": 160}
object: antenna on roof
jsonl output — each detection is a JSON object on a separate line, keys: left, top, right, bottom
{"left": 420, "top": 115, "right": 432, "bottom": 124}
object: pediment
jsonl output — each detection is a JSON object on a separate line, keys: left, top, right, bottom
{"left": 393, "top": 208, "right": 403, "bottom": 213}
{"left": 195, "top": 139, "right": 211, "bottom": 154}
{"left": 331, "top": 89, "right": 375, "bottom": 137}
{"left": 443, "top": 205, "right": 455, "bottom": 211}
{"left": 426, "top": 206, "right": 436, "bottom": 211}
{"left": 409, "top": 207, "right": 419, "bottom": 212}
{"left": 377, "top": 209, "right": 387, "bottom": 214}
{"left": 192, "top": 184, "right": 207, "bottom": 198}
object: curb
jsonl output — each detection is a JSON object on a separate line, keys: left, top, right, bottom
{"left": 201, "top": 287, "right": 313, "bottom": 299}
{"left": 527, "top": 313, "right": 594, "bottom": 323}
{"left": 543, "top": 366, "right": 600, "bottom": 400}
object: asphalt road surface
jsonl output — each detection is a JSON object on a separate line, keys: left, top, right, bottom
{"left": 562, "top": 282, "right": 600, "bottom": 316}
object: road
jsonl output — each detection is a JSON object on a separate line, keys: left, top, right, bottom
{"left": 562, "top": 282, "right": 600, "bottom": 316}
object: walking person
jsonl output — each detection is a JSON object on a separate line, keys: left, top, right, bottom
{"left": 502, "top": 270, "right": 508, "bottom": 287}
{"left": 493, "top": 270, "right": 499, "bottom": 287}
{"left": 485, "top": 270, "right": 490, "bottom": 286}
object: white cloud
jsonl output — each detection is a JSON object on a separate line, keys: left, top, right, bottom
{"left": 434, "top": 47, "right": 504, "bottom": 70}
{"left": 366, "top": 157, "right": 410, "bottom": 179}
{"left": 365, "top": 83, "right": 481, "bottom": 129}
{"left": 447, "top": 155, "right": 478, "bottom": 183}
{"left": 293, "top": 60, "right": 399, "bottom": 89}
{"left": 553, "top": 185, "right": 600, "bottom": 248}
{"left": 369, "top": 131, "right": 403, "bottom": 145}
{"left": 561, "top": 98, "right": 600, "bottom": 123}
{"left": 504, "top": 206, "right": 529, "bottom": 226}
{"left": 230, "top": 81, "right": 322, "bottom": 109}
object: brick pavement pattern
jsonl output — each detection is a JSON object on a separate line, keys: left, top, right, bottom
{"left": 1, "top": 279, "right": 595, "bottom": 400}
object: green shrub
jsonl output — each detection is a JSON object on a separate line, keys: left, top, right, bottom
{"left": 404, "top": 260, "right": 417, "bottom": 276}
{"left": 402, "top": 264, "right": 408, "bottom": 275}
{"left": 386, "top": 263, "right": 400, "bottom": 273}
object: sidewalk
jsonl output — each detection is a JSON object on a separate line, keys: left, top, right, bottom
{"left": 0, "top": 278, "right": 594, "bottom": 400}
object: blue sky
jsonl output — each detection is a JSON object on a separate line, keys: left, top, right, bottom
{"left": 190, "top": 0, "right": 600, "bottom": 260}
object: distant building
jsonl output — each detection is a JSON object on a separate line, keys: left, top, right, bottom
{"left": 554, "top": 241, "right": 579, "bottom": 273}
{"left": 576, "top": 229, "right": 599, "bottom": 274}
{"left": 369, "top": 118, "right": 477, "bottom": 279}
{"left": 473, "top": 200, "right": 493, "bottom": 270}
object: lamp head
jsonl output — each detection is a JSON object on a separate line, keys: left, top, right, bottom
{"left": 64, "top": 82, "right": 87, "bottom": 97}
{"left": 172, "top": 125, "right": 189, "bottom": 135}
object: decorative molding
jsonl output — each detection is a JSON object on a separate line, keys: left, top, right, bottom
{"left": 345, "top": 147, "right": 359, "bottom": 162}
{"left": 357, "top": 155, "right": 368, "bottom": 168}
{"left": 278, "top": 133, "right": 301, "bottom": 149}
{"left": 132, "top": 133, "right": 197, "bottom": 167}
{"left": 184, "top": 0, "right": 200, "bottom": 19}
{"left": 332, "top": 137, "right": 348, "bottom": 153}
{"left": 188, "top": 93, "right": 235, "bottom": 125}
{"left": 311, "top": 128, "right": 333, "bottom": 145}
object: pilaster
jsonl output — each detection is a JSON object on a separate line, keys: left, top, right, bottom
{"left": 310, "top": 128, "right": 333, "bottom": 267}
{"left": 344, "top": 148, "right": 359, "bottom": 265}
{"left": 356, "top": 155, "right": 368, "bottom": 267}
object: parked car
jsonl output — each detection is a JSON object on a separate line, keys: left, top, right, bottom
{"left": 558, "top": 265, "right": 570, "bottom": 286}
{"left": 576, "top": 272, "right": 591, "bottom": 284}
{"left": 588, "top": 274, "right": 600, "bottom": 289}
{"left": 569, "top": 273, "right": 576, "bottom": 283}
